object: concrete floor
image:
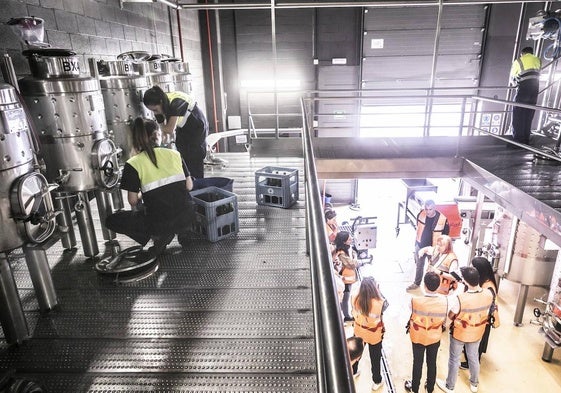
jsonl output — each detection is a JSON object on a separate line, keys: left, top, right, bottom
{"left": 333, "top": 179, "right": 561, "bottom": 393}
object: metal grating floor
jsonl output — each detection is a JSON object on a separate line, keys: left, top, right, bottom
{"left": 0, "top": 154, "right": 316, "bottom": 392}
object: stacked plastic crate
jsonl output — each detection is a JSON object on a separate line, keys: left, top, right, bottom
{"left": 255, "top": 166, "right": 298, "bottom": 208}
{"left": 190, "top": 186, "right": 238, "bottom": 242}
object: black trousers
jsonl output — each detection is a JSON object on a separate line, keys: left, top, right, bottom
{"left": 411, "top": 341, "right": 440, "bottom": 393}
{"left": 176, "top": 105, "right": 208, "bottom": 179}
{"left": 512, "top": 80, "right": 539, "bottom": 144}
{"left": 105, "top": 210, "right": 152, "bottom": 247}
{"left": 368, "top": 341, "right": 383, "bottom": 384}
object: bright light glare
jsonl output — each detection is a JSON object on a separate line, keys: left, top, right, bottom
{"left": 240, "top": 79, "right": 301, "bottom": 91}
{"left": 360, "top": 103, "right": 471, "bottom": 137}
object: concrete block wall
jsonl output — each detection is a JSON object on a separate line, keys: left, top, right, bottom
{"left": 0, "top": 0, "right": 205, "bottom": 105}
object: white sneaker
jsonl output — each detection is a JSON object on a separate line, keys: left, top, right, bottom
{"left": 470, "top": 384, "right": 478, "bottom": 393}
{"left": 371, "top": 381, "right": 383, "bottom": 391}
{"left": 436, "top": 379, "right": 454, "bottom": 393}
{"left": 353, "top": 370, "right": 361, "bottom": 379}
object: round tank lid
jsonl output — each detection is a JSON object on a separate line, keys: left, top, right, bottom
{"left": 117, "top": 51, "right": 150, "bottom": 61}
{"left": 22, "top": 48, "right": 76, "bottom": 57}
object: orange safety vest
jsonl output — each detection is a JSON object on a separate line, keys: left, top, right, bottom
{"left": 452, "top": 289, "right": 494, "bottom": 343}
{"left": 427, "top": 252, "right": 458, "bottom": 295}
{"left": 416, "top": 211, "right": 448, "bottom": 246}
{"left": 337, "top": 250, "right": 358, "bottom": 284}
{"left": 409, "top": 295, "right": 448, "bottom": 346}
{"left": 352, "top": 297, "right": 384, "bottom": 345}
{"left": 326, "top": 222, "right": 337, "bottom": 243}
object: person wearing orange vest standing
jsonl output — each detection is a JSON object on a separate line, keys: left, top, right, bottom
{"left": 333, "top": 231, "right": 359, "bottom": 323}
{"left": 143, "top": 86, "right": 209, "bottom": 179}
{"left": 436, "top": 267, "right": 494, "bottom": 393}
{"left": 509, "top": 46, "right": 541, "bottom": 145}
{"left": 419, "top": 235, "right": 460, "bottom": 295}
{"left": 407, "top": 200, "right": 450, "bottom": 291}
{"left": 405, "top": 271, "right": 448, "bottom": 393}
{"left": 352, "top": 276, "right": 388, "bottom": 392}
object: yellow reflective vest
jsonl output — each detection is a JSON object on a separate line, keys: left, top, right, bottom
{"left": 127, "top": 148, "right": 186, "bottom": 193}
{"left": 510, "top": 53, "right": 541, "bottom": 85}
{"left": 166, "top": 91, "right": 196, "bottom": 129}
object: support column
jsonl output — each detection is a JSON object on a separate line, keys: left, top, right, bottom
{"left": 23, "top": 242, "right": 58, "bottom": 312}
{"left": 0, "top": 252, "right": 29, "bottom": 345}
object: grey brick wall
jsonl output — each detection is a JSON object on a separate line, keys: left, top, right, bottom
{"left": 0, "top": 0, "right": 205, "bottom": 105}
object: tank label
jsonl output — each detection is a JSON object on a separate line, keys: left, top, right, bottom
{"left": 2, "top": 108, "right": 29, "bottom": 134}
{"left": 63, "top": 60, "right": 80, "bottom": 73}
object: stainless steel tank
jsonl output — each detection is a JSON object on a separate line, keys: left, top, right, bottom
{"left": 145, "top": 55, "right": 175, "bottom": 93}
{"left": 18, "top": 48, "right": 120, "bottom": 192}
{"left": 162, "top": 59, "right": 192, "bottom": 94}
{"left": 0, "top": 81, "right": 57, "bottom": 345}
{"left": 97, "top": 59, "right": 150, "bottom": 162}
{"left": 0, "top": 82, "right": 56, "bottom": 251}
{"left": 504, "top": 220, "right": 557, "bottom": 286}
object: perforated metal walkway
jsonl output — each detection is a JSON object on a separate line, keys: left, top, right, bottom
{"left": 0, "top": 154, "right": 316, "bottom": 392}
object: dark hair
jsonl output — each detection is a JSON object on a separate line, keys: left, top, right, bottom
{"left": 471, "top": 256, "right": 498, "bottom": 292}
{"left": 143, "top": 85, "right": 170, "bottom": 114}
{"left": 325, "top": 210, "right": 336, "bottom": 221}
{"left": 346, "top": 336, "right": 364, "bottom": 362}
{"left": 355, "top": 276, "right": 383, "bottom": 316}
{"left": 333, "top": 231, "right": 351, "bottom": 255}
{"left": 460, "top": 266, "right": 480, "bottom": 287}
{"left": 424, "top": 271, "right": 440, "bottom": 292}
{"left": 521, "top": 46, "right": 534, "bottom": 55}
{"left": 131, "top": 117, "right": 159, "bottom": 167}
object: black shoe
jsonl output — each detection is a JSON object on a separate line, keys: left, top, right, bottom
{"left": 343, "top": 317, "right": 355, "bottom": 323}
{"left": 149, "top": 233, "right": 175, "bottom": 256}
{"left": 404, "top": 380, "right": 413, "bottom": 392}
{"left": 460, "top": 361, "right": 469, "bottom": 370}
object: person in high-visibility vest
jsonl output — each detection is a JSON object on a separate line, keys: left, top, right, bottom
{"left": 405, "top": 271, "right": 448, "bottom": 393}
{"left": 509, "top": 46, "right": 541, "bottom": 144}
{"left": 143, "top": 86, "right": 209, "bottom": 179}
{"left": 460, "top": 257, "right": 499, "bottom": 370}
{"left": 352, "top": 276, "right": 388, "bottom": 392}
{"left": 105, "top": 117, "right": 193, "bottom": 256}
{"left": 436, "top": 267, "right": 494, "bottom": 393}
{"left": 407, "top": 200, "right": 449, "bottom": 291}
{"left": 333, "top": 231, "right": 359, "bottom": 322}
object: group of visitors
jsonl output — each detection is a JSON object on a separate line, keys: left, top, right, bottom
{"left": 327, "top": 200, "right": 500, "bottom": 393}
{"left": 405, "top": 200, "right": 499, "bottom": 393}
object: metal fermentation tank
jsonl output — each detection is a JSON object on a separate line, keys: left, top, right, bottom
{"left": 18, "top": 48, "right": 120, "bottom": 258}
{"left": 162, "top": 59, "right": 192, "bottom": 94}
{"left": 0, "top": 81, "right": 57, "bottom": 345}
{"left": 494, "top": 211, "right": 558, "bottom": 325}
{"left": 96, "top": 59, "right": 151, "bottom": 162}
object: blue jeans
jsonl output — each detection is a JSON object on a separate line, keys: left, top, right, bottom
{"left": 446, "top": 336, "right": 480, "bottom": 390}
{"left": 413, "top": 244, "right": 426, "bottom": 286}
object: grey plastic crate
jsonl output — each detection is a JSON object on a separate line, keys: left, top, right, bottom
{"left": 190, "top": 186, "right": 238, "bottom": 242}
{"left": 255, "top": 166, "right": 298, "bottom": 209}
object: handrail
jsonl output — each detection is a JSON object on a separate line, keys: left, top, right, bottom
{"left": 300, "top": 96, "right": 355, "bottom": 393}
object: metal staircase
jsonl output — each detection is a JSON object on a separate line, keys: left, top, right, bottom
{"left": 0, "top": 155, "right": 319, "bottom": 392}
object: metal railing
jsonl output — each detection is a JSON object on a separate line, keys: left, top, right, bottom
{"left": 248, "top": 86, "right": 515, "bottom": 141}
{"left": 288, "top": 87, "right": 561, "bottom": 392}
{"left": 301, "top": 97, "right": 356, "bottom": 393}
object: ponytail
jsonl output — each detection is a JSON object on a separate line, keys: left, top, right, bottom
{"left": 131, "top": 117, "right": 158, "bottom": 167}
